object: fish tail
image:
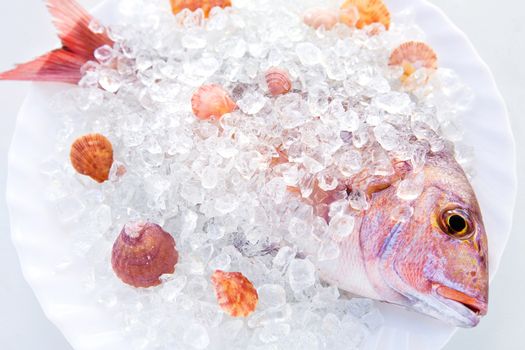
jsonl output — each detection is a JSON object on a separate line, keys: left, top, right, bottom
{"left": 0, "top": 49, "right": 87, "bottom": 84}
{"left": 0, "top": 0, "right": 113, "bottom": 84}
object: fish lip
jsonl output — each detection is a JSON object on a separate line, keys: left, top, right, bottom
{"left": 428, "top": 283, "right": 486, "bottom": 327}
{"left": 434, "top": 285, "right": 487, "bottom": 316}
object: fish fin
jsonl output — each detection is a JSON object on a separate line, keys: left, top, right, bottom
{"left": 0, "top": 0, "right": 113, "bottom": 84}
{"left": 0, "top": 49, "right": 84, "bottom": 84}
{"left": 47, "top": 0, "right": 113, "bottom": 57}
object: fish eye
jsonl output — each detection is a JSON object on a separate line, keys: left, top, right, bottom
{"left": 440, "top": 208, "right": 474, "bottom": 240}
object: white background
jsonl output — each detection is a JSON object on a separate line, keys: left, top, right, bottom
{"left": 0, "top": 0, "right": 523, "bottom": 349}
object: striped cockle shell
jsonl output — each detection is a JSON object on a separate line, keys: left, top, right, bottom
{"left": 265, "top": 67, "right": 292, "bottom": 97}
{"left": 70, "top": 133, "right": 114, "bottom": 183}
{"left": 211, "top": 270, "right": 258, "bottom": 317}
{"left": 191, "top": 84, "right": 237, "bottom": 120}
{"left": 111, "top": 222, "right": 179, "bottom": 288}
{"left": 341, "top": 0, "right": 391, "bottom": 30}
{"left": 170, "top": 0, "right": 232, "bottom": 18}
{"left": 303, "top": 7, "right": 339, "bottom": 30}
{"left": 389, "top": 41, "right": 438, "bottom": 79}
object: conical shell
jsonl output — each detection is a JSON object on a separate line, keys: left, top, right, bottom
{"left": 191, "top": 84, "right": 237, "bottom": 120}
{"left": 303, "top": 7, "right": 339, "bottom": 30}
{"left": 111, "top": 222, "right": 179, "bottom": 288}
{"left": 341, "top": 0, "right": 390, "bottom": 30}
{"left": 211, "top": 270, "right": 258, "bottom": 317}
{"left": 70, "top": 133, "right": 114, "bottom": 183}
{"left": 170, "top": 0, "right": 232, "bottom": 18}
{"left": 265, "top": 68, "right": 292, "bottom": 97}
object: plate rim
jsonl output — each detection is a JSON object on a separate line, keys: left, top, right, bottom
{"left": 5, "top": 0, "right": 518, "bottom": 349}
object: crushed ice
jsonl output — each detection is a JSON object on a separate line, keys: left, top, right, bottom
{"left": 41, "top": 0, "right": 475, "bottom": 348}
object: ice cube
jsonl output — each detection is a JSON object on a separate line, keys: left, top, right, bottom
{"left": 296, "top": 42, "right": 322, "bottom": 66}
{"left": 318, "top": 240, "right": 340, "bottom": 261}
{"left": 182, "top": 34, "right": 207, "bottom": 49}
{"left": 237, "top": 91, "right": 267, "bottom": 115}
{"left": 396, "top": 171, "right": 425, "bottom": 201}
{"left": 374, "top": 123, "right": 402, "bottom": 151}
{"left": 259, "top": 322, "right": 291, "bottom": 343}
{"left": 288, "top": 259, "right": 316, "bottom": 292}
{"left": 273, "top": 246, "right": 297, "bottom": 268}
{"left": 183, "top": 323, "right": 209, "bottom": 349}
{"left": 258, "top": 284, "right": 287, "bottom": 309}
{"left": 374, "top": 92, "right": 411, "bottom": 114}
{"left": 208, "top": 251, "right": 232, "bottom": 271}
{"left": 329, "top": 213, "right": 355, "bottom": 241}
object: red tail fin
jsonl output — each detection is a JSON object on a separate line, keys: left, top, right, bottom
{"left": 0, "top": 0, "right": 113, "bottom": 84}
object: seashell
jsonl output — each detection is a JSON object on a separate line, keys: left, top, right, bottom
{"left": 389, "top": 41, "right": 438, "bottom": 79}
{"left": 116, "top": 164, "right": 127, "bottom": 177}
{"left": 211, "top": 270, "right": 258, "bottom": 317}
{"left": 339, "top": 4, "right": 360, "bottom": 28}
{"left": 170, "top": 0, "right": 232, "bottom": 18}
{"left": 265, "top": 67, "right": 292, "bottom": 97}
{"left": 70, "top": 133, "right": 114, "bottom": 183}
{"left": 191, "top": 84, "right": 237, "bottom": 120}
{"left": 340, "top": 0, "right": 390, "bottom": 30}
{"left": 111, "top": 222, "right": 179, "bottom": 288}
{"left": 303, "top": 7, "right": 339, "bottom": 30}
{"left": 108, "top": 161, "right": 127, "bottom": 182}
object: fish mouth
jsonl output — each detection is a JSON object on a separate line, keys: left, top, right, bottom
{"left": 435, "top": 285, "right": 487, "bottom": 316}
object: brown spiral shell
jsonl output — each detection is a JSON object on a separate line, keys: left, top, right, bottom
{"left": 70, "top": 133, "right": 114, "bottom": 183}
{"left": 265, "top": 67, "right": 292, "bottom": 97}
{"left": 111, "top": 222, "right": 179, "bottom": 288}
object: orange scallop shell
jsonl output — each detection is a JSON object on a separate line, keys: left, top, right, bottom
{"left": 170, "top": 0, "right": 232, "bottom": 17}
{"left": 70, "top": 133, "right": 114, "bottom": 183}
{"left": 211, "top": 270, "right": 258, "bottom": 317}
{"left": 303, "top": 8, "right": 339, "bottom": 30}
{"left": 340, "top": 0, "right": 390, "bottom": 30}
{"left": 191, "top": 84, "right": 237, "bottom": 120}
{"left": 265, "top": 67, "right": 292, "bottom": 97}
{"left": 339, "top": 3, "right": 360, "bottom": 28}
{"left": 111, "top": 222, "right": 179, "bottom": 288}
{"left": 389, "top": 41, "right": 438, "bottom": 79}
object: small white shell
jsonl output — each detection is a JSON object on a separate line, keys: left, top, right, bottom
{"left": 303, "top": 7, "right": 339, "bottom": 30}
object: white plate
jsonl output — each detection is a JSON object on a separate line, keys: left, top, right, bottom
{"left": 6, "top": 0, "right": 517, "bottom": 349}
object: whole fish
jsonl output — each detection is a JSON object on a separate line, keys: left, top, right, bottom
{"left": 271, "top": 142, "right": 489, "bottom": 328}
{"left": 1, "top": 0, "right": 488, "bottom": 329}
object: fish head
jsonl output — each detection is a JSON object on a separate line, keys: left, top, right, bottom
{"left": 360, "top": 153, "right": 488, "bottom": 327}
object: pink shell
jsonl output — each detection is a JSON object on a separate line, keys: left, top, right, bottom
{"left": 265, "top": 68, "right": 292, "bottom": 97}
{"left": 111, "top": 222, "right": 179, "bottom": 288}
{"left": 303, "top": 7, "right": 339, "bottom": 30}
{"left": 191, "top": 84, "right": 237, "bottom": 120}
